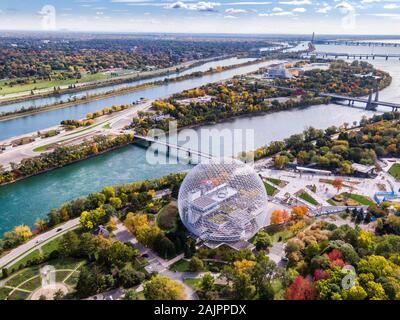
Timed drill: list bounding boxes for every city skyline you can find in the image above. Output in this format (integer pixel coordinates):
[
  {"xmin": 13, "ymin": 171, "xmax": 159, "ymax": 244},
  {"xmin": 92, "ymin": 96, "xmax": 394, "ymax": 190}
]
[{"xmin": 0, "ymin": 0, "xmax": 399, "ymax": 35}]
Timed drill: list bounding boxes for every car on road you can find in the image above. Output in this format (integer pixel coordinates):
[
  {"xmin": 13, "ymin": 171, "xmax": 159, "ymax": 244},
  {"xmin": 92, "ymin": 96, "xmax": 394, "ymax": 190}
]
[
  {"xmin": 56, "ymin": 228, "xmax": 63, "ymax": 232},
  {"xmin": 35, "ymin": 238, "xmax": 43, "ymax": 243}
]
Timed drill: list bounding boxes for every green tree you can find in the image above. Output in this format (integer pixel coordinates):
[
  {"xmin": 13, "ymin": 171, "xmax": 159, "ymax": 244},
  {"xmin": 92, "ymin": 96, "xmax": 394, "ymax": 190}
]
[{"xmin": 144, "ymin": 275, "xmax": 186, "ymax": 300}]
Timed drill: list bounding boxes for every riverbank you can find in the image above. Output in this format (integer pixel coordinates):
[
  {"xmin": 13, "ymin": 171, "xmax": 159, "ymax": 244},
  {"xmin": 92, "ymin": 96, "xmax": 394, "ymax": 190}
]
[
  {"xmin": 0, "ymin": 55, "xmax": 233, "ymax": 106},
  {"xmin": 0, "ymin": 58, "xmax": 265, "ymax": 122}
]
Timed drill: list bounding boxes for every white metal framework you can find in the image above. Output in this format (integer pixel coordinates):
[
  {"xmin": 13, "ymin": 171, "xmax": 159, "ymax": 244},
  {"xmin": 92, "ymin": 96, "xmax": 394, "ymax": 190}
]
[{"xmin": 178, "ymin": 158, "xmax": 269, "ymax": 243}]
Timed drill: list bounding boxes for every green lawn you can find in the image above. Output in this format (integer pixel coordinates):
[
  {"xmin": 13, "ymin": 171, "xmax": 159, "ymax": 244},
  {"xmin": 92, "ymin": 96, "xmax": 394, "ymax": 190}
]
[
  {"xmin": 5, "ymin": 250, "xmax": 41, "ymax": 273},
  {"xmin": 298, "ymin": 191, "xmax": 319, "ymax": 205},
  {"xmin": 264, "ymin": 182, "xmax": 278, "ymax": 196},
  {"xmin": 0, "ymin": 72, "xmax": 108, "ymax": 96},
  {"xmin": 0, "ymin": 287, "xmax": 13, "ymax": 300},
  {"xmin": 184, "ymin": 278, "xmax": 202, "ymax": 290},
  {"xmin": 169, "ymin": 259, "xmax": 190, "ymax": 272},
  {"xmin": 269, "ymin": 230, "xmax": 293, "ymax": 243},
  {"xmin": 341, "ymin": 192, "xmax": 374, "ymax": 206},
  {"xmin": 389, "ymin": 163, "xmax": 400, "ymax": 181},
  {"xmin": 266, "ymin": 177, "xmax": 282, "ymax": 186}
]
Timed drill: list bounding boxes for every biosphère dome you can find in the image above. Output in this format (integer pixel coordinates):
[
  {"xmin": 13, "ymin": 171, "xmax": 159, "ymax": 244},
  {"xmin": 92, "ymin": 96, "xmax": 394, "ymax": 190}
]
[{"xmin": 178, "ymin": 158, "xmax": 269, "ymax": 243}]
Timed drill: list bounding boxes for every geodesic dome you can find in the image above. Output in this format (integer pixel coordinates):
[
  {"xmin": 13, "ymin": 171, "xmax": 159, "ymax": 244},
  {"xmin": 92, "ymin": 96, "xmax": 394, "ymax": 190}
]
[{"xmin": 178, "ymin": 158, "xmax": 269, "ymax": 243}]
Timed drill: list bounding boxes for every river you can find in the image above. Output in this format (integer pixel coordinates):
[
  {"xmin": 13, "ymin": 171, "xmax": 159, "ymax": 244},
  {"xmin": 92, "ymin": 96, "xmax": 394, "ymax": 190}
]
[
  {"xmin": 0, "ymin": 58, "xmax": 283, "ymax": 141},
  {"xmin": 0, "ymin": 43, "xmax": 399, "ymax": 235},
  {"xmin": 0, "ymin": 57, "xmax": 255, "ymax": 113}
]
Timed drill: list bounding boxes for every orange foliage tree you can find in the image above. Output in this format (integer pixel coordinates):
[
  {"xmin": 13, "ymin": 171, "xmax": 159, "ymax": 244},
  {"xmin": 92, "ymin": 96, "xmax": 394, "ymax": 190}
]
[
  {"xmin": 332, "ymin": 178, "xmax": 343, "ymax": 194},
  {"xmin": 271, "ymin": 210, "xmax": 290, "ymax": 224},
  {"xmin": 291, "ymin": 206, "xmax": 308, "ymax": 218}
]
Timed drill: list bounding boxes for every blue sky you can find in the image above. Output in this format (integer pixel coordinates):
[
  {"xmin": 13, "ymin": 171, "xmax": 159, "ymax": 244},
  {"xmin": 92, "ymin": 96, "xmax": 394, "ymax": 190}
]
[{"xmin": 0, "ymin": 0, "xmax": 399, "ymax": 34}]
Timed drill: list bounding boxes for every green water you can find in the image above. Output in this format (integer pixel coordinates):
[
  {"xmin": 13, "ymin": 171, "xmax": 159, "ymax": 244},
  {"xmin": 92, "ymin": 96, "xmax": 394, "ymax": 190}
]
[{"xmin": 0, "ymin": 145, "xmax": 191, "ymax": 235}]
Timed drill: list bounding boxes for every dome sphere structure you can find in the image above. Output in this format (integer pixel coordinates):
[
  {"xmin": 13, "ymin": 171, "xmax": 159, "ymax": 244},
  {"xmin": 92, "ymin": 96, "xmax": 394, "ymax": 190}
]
[{"xmin": 178, "ymin": 158, "xmax": 269, "ymax": 243}]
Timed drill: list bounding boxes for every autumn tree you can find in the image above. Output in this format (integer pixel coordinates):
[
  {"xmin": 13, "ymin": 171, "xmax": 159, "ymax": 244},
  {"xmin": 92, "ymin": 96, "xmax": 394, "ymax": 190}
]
[
  {"xmin": 332, "ymin": 178, "xmax": 343, "ymax": 194},
  {"xmin": 144, "ymin": 275, "xmax": 186, "ymax": 300},
  {"xmin": 291, "ymin": 206, "xmax": 308, "ymax": 219},
  {"xmin": 284, "ymin": 276, "xmax": 317, "ymax": 300},
  {"xmin": 271, "ymin": 210, "xmax": 290, "ymax": 224}
]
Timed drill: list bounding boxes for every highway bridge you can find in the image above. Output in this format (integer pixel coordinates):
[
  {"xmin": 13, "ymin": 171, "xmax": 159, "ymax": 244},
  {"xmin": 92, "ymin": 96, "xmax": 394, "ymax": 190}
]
[
  {"xmin": 303, "ymin": 51, "xmax": 400, "ymax": 60},
  {"xmin": 133, "ymin": 134, "xmax": 213, "ymax": 161},
  {"xmin": 264, "ymin": 84, "xmax": 400, "ymax": 111},
  {"xmin": 317, "ymin": 40, "xmax": 400, "ymax": 48}
]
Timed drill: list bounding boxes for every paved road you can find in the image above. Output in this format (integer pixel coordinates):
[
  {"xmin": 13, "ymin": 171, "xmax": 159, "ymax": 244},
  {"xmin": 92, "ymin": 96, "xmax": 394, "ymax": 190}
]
[
  {"xmin": 0, "ymin": 218, "xmax": 80, "ymax": 269},
  {"xmin": 0, "ymin": 100, "xmax": 152, "ymax": 169}
]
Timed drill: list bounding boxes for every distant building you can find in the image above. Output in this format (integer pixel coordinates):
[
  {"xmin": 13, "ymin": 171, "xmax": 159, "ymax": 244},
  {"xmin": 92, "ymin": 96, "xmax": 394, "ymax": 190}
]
[{"xmin": 264, "ymin": 67, "xmax": 292, "ymax": 79}]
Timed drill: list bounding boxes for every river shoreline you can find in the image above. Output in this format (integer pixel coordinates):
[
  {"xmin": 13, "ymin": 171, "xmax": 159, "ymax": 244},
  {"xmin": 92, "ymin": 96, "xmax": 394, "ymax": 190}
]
[
  {"xmin": 0, "ymin": 55, "xmax": 235, "ymax": 107},
  {"xmin": 0, "ymin": 58, "xmax": 265, "ymax": 122}
]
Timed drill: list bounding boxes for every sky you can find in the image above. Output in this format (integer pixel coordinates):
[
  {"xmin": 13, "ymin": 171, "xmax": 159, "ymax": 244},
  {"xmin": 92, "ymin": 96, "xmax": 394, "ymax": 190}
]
[{"xmin": 0, "ymin": 0, "xmax": 399, "ymax": 35}]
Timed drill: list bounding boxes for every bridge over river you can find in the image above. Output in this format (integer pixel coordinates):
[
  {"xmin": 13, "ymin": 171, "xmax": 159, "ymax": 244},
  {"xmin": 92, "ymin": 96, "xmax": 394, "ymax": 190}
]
[
  {"xmin": 303, "ymin": 51, "xmax": 400, "ymax": 60},
  {"xmin": 265, "ymin": 84, "xmax": 400, "ymax": 111},
  {"xmin": 133, "ymin": 134, "xmax": 213, "ymax": 162}
]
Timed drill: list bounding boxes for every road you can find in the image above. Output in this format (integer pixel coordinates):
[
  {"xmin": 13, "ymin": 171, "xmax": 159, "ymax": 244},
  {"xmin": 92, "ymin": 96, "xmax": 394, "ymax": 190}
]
[
  {"xmin": 0, "ymin": 100, "xmax": 152, "ymax": 170},
  {"xmin": 0, "ymin": 218, "xmax": 80, "ymax": 269}
]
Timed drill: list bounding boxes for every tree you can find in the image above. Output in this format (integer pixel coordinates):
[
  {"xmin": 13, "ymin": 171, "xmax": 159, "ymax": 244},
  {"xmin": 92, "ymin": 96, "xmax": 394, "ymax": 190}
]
[
  {"xmin": 144, "ymin": 275, "xmax": 186, "ymax": 300},
  {"xmin": 153, "ymin": 234, "xmax": 176, "ymax": 259},
  {"xmin": 258, "ymin": 279, "xmax": 275, "ymax": 300},
  {"xmin": 201, "ymin": 273, "xmax": 215, "ymax": 292},
  {"xmin": 35, "ymin": 219, "xmax": 47, "ymax": 232},
  {"xmin": 59, "ymin": 231, "xmax": 80, "ymax": 258},
  {"xmin": 291, "ymin": 206, "xmax": 308, "ymax": 218},
  {"xmin": 75, "ymin": 265, "xmax": 106, "ymax": 298},
  {"xmin": 232, "ymin": 272, "xmax": 256, "ymax": 300},
  {"xmin": 14, "ymin": 225, "xmax": 32, "ymax": 241},
  {"xmin": 254, "ymin": 231, "xmax": 272, "ymax": 250},
  {"xmin": 119, "ymin": 265, "xmax": 145, "ymax": 288},
  {"xmin": 189, "ymin": 256, "xmax": 204, "ymax": 272},
  {"xmin": 284, "ymin": 276, "xmax": 317, "ymax": 300},
  {"xmin": 80, "ymin": 207, "xmax": 106, "ymax": 230},
  {"xmin": 274, "ymin": 155, "xmax": 289, "ymax": 169},
  {"xmin": 271, "ymin": 210, "xmax": 290, "ymax": 224},
  {"xmin": 332, "ymin": 178, "xmax": 343, "ymax": 194}
]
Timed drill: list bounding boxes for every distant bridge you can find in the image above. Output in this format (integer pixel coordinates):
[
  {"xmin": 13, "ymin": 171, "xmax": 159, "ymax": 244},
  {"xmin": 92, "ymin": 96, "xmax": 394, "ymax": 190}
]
[
  {"xmin": 318, "ymin": 40, "xmax": 400, "ymax": 48},
  {"xmin": 265, "ymin": 84, "xmax": 400, "ymax": 111},
  {"xmin": 133, "ymin": 134, "xmax": 213, "ymax": 161},
  {"xmin": 303, "ymin": 51, "xmax": 400, "ymax": 60}
]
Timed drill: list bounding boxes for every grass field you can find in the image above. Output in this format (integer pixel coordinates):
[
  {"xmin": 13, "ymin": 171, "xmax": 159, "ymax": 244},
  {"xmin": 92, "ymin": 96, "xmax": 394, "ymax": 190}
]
[
  {"xmin": 184, "ymin": 278, "xmax": 202, "ymax": 290},
  {"xmin": 341, "ymin": 192, "xmax": 374, "ymax": 206},
  {"xmin": 298, "ymin": 191, "xmax": 319, "ymax": 205},
  {"xmin": 389, "ymin": 163, "xmax": 400, "ymax": 181},
  {"xmin": 0, "ymin": 73, "xmax": 109, "ymax": 96},
  {"xmin": 1, "ymin": 258, "xmax": 84, "ymax": 300},
  {"xmin": 264, "ymin": 182, "xmax": 278, "ymax": 196},
  {"xmin": 169, "ymin": 259, "xmax": 190, "ymax": 272},
  {"xmin": 266, "ymin": 177, "xmax": 282, "ymax": 186}
]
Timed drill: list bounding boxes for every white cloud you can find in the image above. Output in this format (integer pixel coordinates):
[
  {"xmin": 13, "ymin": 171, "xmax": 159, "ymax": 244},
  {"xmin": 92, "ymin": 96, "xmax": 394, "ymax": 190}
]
[
  {"xmin": 316, "ymin": 4, "xmax": 332, "ymax": 13},
  {"xmin": 292, "ymin": 7, "xmax": 306, "ymax": 12},
  {"xmin": 225, "ymin": 8, "xmax": 247, "ymax": 13},
  {"xmin": 224, "ymin": 15, "xmax": 238, "ymax": 19},
  {"xmin": 226, "ymin": 2, "xmax": 271, "ymax": 5},
  {"xmin": 279, "ymin": 0, "xmax": 312, "ymax": 5},
  {"xmin": 360, "ymin": 0, "xmax": 380, "ymax": 3},
  {"xmin": 166, "ymin": 1, "xmax": 221, "ymax": 11},
  {"xmin": 258, "ymin": 11, "xmax": 295, "ymax": 16},
  {"xmin": 384, "ymin": 3, "xmax": 400, "ymax": 8},
  {"xmin": 272, "ymin": 7, "xmax": 283, "ymax": 11}
]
